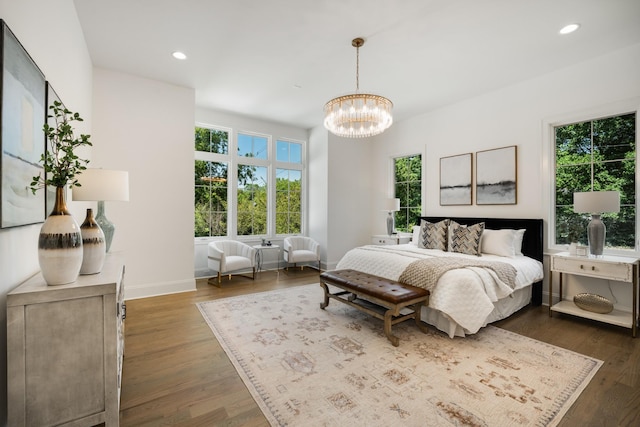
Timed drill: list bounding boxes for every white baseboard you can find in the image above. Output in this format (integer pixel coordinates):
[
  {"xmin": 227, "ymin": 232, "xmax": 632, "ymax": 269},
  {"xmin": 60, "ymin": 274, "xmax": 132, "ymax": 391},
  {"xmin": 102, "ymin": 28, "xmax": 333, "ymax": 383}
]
[{"xmin": 125, "ymin": 277, "xmax": 196, "ymax": 300}]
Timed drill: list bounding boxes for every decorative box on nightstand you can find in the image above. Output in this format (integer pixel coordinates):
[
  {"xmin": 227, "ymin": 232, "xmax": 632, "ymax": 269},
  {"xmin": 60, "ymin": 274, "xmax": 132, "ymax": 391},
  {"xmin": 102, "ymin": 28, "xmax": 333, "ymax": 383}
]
[
  {"xmin": 549, "ymin": 251, "xmax": 639, "ymax": 337},
  {"xmin": 371, "ymin": 234, "xmax": 411, "ymax": 245}
]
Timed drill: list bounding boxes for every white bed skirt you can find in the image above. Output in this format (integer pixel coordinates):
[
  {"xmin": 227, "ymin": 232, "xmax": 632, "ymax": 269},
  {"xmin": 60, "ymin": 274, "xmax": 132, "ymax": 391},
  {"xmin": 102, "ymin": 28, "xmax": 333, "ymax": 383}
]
[{"xmin": 421, "ymin": 285, "xmax": 533, "ymax": 338}]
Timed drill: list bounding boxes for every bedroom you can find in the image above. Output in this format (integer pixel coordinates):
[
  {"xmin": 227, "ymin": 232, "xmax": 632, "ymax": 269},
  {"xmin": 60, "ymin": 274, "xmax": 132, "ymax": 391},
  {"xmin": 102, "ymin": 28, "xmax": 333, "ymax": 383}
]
[{"xmin": 1, "ymin": 0, "xmax": 639, "ymax": 425}]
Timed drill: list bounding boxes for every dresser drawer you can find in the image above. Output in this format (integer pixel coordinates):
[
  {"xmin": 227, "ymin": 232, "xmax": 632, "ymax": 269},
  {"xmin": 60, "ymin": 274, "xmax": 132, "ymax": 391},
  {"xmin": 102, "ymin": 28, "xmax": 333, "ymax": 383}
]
[{"xmin": 551, "ymin": 256, "xmax": 633, "ymax": 282}]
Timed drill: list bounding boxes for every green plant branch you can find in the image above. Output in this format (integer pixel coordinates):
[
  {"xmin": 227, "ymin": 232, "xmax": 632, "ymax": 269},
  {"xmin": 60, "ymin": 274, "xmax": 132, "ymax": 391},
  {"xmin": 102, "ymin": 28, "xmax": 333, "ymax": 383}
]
[{"xmin": 30, "ymin": 101, "xmax": 92, "ymax": 194}]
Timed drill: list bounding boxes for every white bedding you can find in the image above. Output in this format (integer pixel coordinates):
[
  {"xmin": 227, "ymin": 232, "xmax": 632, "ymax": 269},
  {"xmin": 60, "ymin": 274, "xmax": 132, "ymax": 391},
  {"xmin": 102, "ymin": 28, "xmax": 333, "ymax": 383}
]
[{"xmin": 335, "ymin": 244, "xmax": 544, "ymax": 338}]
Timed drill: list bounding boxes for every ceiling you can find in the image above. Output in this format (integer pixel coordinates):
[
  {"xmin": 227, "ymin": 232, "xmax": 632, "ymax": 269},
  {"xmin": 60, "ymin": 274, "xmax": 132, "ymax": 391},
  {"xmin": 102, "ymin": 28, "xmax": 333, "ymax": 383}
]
[{"xmin": 73, "ymin": 0, "xmax": 640, "ymax": 130}]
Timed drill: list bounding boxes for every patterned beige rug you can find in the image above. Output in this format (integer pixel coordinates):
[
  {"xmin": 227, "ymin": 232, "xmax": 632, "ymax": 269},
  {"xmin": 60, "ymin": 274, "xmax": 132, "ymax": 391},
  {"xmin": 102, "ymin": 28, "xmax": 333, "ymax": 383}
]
[{"xmin": 197, "ymin": 284, "xmax": 602, "ymax": 427}]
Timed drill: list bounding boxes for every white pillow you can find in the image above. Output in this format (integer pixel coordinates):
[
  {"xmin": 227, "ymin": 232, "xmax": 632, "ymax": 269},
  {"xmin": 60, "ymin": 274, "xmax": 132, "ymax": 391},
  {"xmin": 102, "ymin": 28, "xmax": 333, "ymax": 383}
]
[
  {"xmin": 513, "ymin": 229, "xmax": 526, "ymax": 256},
  {"xmin": 411, "ymin": 225, "xmax": 421, "ymax": 246},
  {"xmin": 481, "ymin": 229, "xmax": 517, "ymax": 257}
]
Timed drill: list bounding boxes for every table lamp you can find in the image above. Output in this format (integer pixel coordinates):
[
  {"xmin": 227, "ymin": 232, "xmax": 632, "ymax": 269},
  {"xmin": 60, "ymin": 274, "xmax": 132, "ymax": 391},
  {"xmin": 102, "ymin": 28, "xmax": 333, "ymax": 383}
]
[
  {"xmin": 573, "ymin": 191, "xmax": 620, "ymax": 257},
  {"xmin": 73, "ymin": 169, "xmax": 130, "ymax": 258},
  {"xmin": 385, "ymin": 198, "xmax": 400, "ymax": 236}
]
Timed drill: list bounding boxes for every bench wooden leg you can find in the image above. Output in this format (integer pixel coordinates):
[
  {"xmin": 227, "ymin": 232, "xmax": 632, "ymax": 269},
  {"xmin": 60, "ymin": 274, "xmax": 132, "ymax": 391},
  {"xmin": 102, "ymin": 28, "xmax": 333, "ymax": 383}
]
[
  {"xmin": 384, "ymin": 309, "xmax": 400, "ymax": 347},
  {"xmin": 319, "ymin": 282, "xmax": 330, "ymax": 309},
  {"xmin": 413, "ymin": 302, "xmax": 429, "ymax": 334}
]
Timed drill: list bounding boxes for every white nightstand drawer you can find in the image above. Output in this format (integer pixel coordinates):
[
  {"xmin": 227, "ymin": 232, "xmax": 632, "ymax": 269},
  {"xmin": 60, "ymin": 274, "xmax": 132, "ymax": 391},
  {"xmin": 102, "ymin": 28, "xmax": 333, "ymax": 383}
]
[
  {"xmin": 551, "ymin": 256, "xmax": 633, "ymax": 282},
  {"xmin": 371, "ymin": 235, "xmax": 411, "ymax": 245}
]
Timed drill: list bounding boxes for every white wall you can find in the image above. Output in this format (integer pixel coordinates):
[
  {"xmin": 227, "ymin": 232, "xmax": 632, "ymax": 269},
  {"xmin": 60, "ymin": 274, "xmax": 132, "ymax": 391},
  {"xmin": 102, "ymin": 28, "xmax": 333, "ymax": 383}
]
[
  {"xmin": 371, "ymin": 42, "xmax": 640, "ymax": 308},
  {"xmin": 0, "ymin": 1, "xmax": 93, "ymax": 424},
  {"xmin": 92, "ymin": 68, "xmax": 196, "ymax": 299},
  {"xmin": 193, "ymin": 108, "xmax": 309, "ymax": 276}
]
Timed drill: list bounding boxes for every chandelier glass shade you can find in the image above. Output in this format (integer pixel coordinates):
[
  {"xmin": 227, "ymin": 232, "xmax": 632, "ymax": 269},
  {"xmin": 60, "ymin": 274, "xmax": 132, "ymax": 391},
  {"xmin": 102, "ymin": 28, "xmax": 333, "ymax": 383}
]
[{"xmin": 323, "ymin": 38, "xmax": 393, "ymax": 138}]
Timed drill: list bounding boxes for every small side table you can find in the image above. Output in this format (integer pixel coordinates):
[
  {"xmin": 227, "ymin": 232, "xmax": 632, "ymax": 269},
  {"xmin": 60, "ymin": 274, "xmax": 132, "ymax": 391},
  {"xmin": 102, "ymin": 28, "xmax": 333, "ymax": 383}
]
[{"xmin": 253, "ymin": 244, "xmax": 280, "ymax": 271}]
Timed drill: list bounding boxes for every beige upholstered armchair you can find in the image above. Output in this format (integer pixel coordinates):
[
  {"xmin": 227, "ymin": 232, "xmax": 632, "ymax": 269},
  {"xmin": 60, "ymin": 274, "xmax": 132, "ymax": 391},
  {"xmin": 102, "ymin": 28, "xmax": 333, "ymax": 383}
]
[
  {"xmin": 207, "ymin": 240, "xmax": 257, "ymax": 285},
  {"xmin": 283, "ymin": 236, "xmax": 320, "ymax": 271}
]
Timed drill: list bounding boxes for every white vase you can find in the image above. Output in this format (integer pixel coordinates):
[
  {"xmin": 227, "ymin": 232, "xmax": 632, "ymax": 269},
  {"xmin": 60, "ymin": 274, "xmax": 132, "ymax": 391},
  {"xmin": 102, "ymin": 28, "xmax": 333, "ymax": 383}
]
[
  {"xmin": 38, "ymin": 187, "xmax": 83, "ymax": 285},
  {"xmin": 79, "ymin": 208, "xmax": 106, "ymax": 274}
]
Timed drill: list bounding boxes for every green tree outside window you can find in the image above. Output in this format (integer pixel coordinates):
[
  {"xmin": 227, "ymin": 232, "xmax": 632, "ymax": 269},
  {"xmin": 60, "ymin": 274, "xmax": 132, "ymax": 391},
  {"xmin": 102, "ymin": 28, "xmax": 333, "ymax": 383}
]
[{"xmin": 555, "ymin": 113, "xmax": 636, "ymax": 249}]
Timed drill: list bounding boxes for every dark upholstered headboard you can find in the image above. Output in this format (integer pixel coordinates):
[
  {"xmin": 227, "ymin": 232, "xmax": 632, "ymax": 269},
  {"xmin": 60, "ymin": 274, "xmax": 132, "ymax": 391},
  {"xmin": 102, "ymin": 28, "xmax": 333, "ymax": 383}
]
[{"xmin": 420, "ymin": 216, "xmax": 544, "ymax": 306}]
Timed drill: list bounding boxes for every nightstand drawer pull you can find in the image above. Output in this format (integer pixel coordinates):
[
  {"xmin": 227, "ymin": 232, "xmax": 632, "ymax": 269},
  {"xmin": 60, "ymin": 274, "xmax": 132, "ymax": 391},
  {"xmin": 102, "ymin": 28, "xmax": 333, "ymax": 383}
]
[{"xmin": 579, "ymin": 264, "xmax": 596, "ymax": 271}]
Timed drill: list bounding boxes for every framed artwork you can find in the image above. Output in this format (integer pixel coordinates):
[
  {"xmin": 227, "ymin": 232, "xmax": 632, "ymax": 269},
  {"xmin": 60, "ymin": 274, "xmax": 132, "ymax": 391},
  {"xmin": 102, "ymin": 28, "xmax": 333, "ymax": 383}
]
[
  {"xmin": 440, "ymin": 153, "xmax": 472, "ymax": 205},
  {"xmin": 0, "ymin": 20, "xmax": 46, "ymax": 228},
  {"xmin": 476, "ymin": 145, "xmax": 517, "ymax": 205}
]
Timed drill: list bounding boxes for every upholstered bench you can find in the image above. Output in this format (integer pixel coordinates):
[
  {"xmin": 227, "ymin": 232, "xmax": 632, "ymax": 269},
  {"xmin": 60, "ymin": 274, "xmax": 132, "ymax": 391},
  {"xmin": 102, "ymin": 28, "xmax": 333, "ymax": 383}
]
[{"xmin": 319, "ymin": 269, "xmax": 430, "ymax": 346}]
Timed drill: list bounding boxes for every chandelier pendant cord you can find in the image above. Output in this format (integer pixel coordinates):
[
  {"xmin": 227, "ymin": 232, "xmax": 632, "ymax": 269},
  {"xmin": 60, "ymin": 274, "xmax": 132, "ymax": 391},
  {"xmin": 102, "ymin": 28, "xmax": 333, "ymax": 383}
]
[{"xmin": 355, "ymin": 43, "xmax": 360, "ymax": 93}]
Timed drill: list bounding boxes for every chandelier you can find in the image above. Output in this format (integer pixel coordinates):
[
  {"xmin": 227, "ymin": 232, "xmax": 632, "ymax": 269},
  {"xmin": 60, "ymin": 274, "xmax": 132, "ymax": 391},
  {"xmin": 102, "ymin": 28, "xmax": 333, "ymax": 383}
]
[{"xmin": 323, "ymin": 38, "xmax": 393, "ymax": 138}]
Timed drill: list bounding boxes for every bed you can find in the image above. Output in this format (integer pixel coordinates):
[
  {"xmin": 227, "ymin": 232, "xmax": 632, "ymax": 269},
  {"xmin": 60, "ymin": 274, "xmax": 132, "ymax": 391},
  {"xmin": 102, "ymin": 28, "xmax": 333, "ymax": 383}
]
[{"xmin": 335, "ymin": 216, "xmax": 544, "ymax": 338}]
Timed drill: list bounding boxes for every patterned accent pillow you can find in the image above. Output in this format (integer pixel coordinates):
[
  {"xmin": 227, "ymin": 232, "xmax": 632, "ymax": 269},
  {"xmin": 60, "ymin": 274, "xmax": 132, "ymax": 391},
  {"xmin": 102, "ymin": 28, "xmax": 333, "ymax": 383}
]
[
  {"xmin": 418, "ymin": 219, "xmax": 449, "ymax": 251},
  {"xmin": 447, "ymin": 220, "xmax": 465, "ymax": 251},
  {"xmin": 451, "ymin": 222, "xmax": 485, "ymax": 256}
]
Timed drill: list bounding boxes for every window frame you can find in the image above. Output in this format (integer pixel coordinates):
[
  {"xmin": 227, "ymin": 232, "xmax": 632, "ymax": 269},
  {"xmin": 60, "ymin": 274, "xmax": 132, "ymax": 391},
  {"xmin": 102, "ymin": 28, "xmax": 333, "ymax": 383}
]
[
  {"xmin": 194, "ymin": 123, "xmax": 307, "ymax": 241},
  {"xmin": 391, "ymin": 153, "xmax": 423, "ymax": 232},
  {"xmin": 544, "ymin": 99, "xmax": 640, "ymax": 256}
]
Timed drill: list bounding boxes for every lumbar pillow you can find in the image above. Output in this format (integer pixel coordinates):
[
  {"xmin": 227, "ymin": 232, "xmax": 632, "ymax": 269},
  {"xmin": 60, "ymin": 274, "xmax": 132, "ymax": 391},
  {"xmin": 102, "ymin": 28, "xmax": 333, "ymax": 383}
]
[
  {"xmin": 481, "ymin": 229, "xmax": 517, "ymax": 257},
  {"xmin": 418, "ymin": 219, "xmax": 449, "ymax": 251},
  {"xmin": 451, "ymin": 222, "xmax": 485, "ymax": 256}
]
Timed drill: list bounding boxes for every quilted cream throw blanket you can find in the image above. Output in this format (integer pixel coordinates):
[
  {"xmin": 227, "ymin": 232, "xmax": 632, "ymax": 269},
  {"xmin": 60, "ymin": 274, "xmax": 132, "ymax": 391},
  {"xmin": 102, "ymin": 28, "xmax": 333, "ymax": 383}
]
[{"xmin": 398, "ymin": 257, "xmax": 517, "ymax": 292}]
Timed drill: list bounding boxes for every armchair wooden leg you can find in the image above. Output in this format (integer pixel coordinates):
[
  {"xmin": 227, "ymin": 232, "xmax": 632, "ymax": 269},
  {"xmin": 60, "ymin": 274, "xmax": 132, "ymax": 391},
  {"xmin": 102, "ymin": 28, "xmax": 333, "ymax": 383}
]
[
  {"xmin": 252, "ymin": 267, "xmax": 255, "ymax": 280},
  {"xmin": 217, "ymin": 272, "xmax": 221, "ymax": 284}
]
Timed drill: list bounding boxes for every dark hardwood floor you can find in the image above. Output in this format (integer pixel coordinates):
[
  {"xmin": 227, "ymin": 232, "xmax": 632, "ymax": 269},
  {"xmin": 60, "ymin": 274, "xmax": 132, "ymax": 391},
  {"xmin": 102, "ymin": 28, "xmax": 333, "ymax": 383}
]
[{"xmin": 119, "ymin": 269, "xmax": 640, "ymax": 426}]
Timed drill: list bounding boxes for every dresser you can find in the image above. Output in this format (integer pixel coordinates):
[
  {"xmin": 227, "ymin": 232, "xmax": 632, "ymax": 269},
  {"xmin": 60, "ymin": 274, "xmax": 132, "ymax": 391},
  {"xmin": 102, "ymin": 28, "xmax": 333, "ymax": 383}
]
[
  {"xmin": 371, "ymin": 234, "xmax": 412, "ymax": 245},
  {"xmin": 7, "ymin": 254, "xmax": 125, "ymax": 426},
  {"xmin": 549, "ymin": 252, "xmax": 638, "ymax": 337}
]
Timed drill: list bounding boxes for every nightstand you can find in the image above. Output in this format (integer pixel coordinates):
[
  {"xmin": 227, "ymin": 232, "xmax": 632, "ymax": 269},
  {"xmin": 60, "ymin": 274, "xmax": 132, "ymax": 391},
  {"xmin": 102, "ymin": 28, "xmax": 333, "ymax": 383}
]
[
  {"xmin": 371, "ymin": 234, "xmax": 411, "ymax": 245},
  {"xmin": 549, "ymin": 252, "xmax": 639, "ymax": 337}
]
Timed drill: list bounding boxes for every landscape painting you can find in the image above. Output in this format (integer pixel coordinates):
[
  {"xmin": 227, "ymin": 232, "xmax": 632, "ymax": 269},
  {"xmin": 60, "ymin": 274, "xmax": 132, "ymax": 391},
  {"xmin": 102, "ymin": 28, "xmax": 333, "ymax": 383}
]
[
  {"xmin": 1, "ymin": 20, "xmax": 46, "ymax": 228},
  {"xmin": 476, "ymin": 145, "xmax": 517, "ymax": 205},
  {"xmin": 440, "ymin": 153, "xmax": 472, "ymax": 205}
]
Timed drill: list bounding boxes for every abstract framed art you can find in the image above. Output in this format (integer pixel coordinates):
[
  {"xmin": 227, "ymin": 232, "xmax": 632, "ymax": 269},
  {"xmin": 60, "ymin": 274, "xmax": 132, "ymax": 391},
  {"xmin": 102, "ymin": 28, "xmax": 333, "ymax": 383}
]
[
  {"xmin": 0, "ymin": 20, "xmax": 46, "ymax": 228},
  {"xmin": 476, "ymin": 145, "xmax": 517, "ymax": 205},
  {"xmin": 440, "ymin": 153, "xmax": 472, "ymax": 205}
]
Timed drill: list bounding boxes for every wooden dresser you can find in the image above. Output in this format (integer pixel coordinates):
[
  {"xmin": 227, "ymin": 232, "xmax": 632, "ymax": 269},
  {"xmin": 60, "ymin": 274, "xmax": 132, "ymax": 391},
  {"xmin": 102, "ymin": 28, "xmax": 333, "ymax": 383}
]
[{"xmin": 7, "ymin": 254, "xmax": 125, "ymax": 426}]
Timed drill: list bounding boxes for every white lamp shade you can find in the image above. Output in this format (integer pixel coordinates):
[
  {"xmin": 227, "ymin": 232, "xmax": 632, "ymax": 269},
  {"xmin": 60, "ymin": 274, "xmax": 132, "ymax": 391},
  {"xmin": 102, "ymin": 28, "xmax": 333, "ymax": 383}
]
[
  {"xmin": 573, "ymin": 191, "xmax": 620, "ymax": 214},
  {"xmin": 72, "ymin": 169, "xmax": 130, "ymax": 201},
  {"xmin": 384, "ymin": 198, "xmax": 400, "ymax": 212}
]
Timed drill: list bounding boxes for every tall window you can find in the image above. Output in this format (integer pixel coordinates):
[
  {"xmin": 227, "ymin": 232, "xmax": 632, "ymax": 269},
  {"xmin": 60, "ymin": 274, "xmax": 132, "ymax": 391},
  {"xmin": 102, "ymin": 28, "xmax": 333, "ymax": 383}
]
[
  {"xmin": 194, "ymin": 128, "xmax": 229, "ymax": 237},
  {"xmin": 237, "ymin": 133, "xmax": 269, "ymax": 236},
  {"xmin": 394, "ymin": 155, "xmax": 422, "ymax": 232},
  {"xmin": 554, "ymin": 112, "xmax": 636, "ymax": 250},
  {"xmin": 195, "ymin": 126, "xmax": 305, "ymax": 238},
  {"xmin": 275, "ymin": 140, "xmax": 303, "ymax": 234}
]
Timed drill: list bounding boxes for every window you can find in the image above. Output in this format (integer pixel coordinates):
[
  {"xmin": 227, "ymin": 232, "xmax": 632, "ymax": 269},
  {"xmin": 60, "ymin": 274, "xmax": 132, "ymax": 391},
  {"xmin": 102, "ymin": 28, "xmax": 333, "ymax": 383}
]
[
  {"xmin": 554, "ymin": 112, "xmax": 636, "ymax": 251},
  {"xmin": 194, "ymin": 128, "xmax": 229, "ymax": 237},
  {"xmin": 275, "ymin": 140, "xmax": 303, "ymax": 234},
  {"xmin": 393, "ymin": 155, "xmax": 422, "ymax": 232},
  {"xmin": 194, "ymin": 126, "xmax": 305, "ymax": 238}
]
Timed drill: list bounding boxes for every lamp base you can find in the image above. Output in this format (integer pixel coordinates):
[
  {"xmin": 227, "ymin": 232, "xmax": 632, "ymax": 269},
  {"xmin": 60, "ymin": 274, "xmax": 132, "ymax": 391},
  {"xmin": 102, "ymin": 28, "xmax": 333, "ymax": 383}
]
[
  {"xmin": 386, "ymin": 212, "xmax": 395, "ymax": 236},
  {"xmin": 95, "ymin": 200, "xmax": 115, "ymax": 252},
  {"xmin": 587, "ymin": 214, "xmax": 606, "ymax": 257}
]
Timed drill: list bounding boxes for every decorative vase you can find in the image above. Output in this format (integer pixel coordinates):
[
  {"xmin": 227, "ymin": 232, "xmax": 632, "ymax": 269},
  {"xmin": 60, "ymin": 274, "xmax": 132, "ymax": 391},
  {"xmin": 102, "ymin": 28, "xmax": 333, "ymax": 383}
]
[
  {"xmin": 38, "ymin": 187, "xmax": 83, "ymax": 285},
  {"xmin": 79, "ymin": 208, "xmax": 106, "ymax": 274}
]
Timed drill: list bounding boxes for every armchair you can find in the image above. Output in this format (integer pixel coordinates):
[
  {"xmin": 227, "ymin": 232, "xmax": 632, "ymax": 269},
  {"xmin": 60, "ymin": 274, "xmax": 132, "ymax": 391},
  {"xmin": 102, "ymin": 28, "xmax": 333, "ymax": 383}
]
[
  {"xmin": 283, "ymin": 236, "xmax": 320, "ymax": 271},
  {"xmin": 207, "ymin": 240, "xmax": 257, "ymax": 285}
]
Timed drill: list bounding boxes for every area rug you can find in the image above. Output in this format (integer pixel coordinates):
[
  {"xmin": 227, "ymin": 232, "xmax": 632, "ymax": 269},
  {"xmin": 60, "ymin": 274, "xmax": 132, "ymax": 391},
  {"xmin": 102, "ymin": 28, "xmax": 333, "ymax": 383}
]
[{"xmin": 196, "ymin": 284, "xmax": 602, "ymax": 427}]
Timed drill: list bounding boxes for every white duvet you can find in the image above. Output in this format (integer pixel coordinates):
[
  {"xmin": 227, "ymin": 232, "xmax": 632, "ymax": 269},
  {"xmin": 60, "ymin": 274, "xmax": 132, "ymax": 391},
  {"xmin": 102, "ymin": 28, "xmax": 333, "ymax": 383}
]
[{"xmin": 335, "ymin": 244, "xmax": 544, "ymax": 336}]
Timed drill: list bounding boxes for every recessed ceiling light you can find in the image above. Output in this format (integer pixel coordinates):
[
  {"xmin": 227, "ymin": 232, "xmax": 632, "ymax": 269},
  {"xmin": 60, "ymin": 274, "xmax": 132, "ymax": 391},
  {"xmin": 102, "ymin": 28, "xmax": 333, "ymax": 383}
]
[
  {"xmin": 172, "ymin": 51, "xmax": 187, "ymax": 60},
  {"xmin": 559, "ymin": 23, "xmax": 580, "ymax": 35}
]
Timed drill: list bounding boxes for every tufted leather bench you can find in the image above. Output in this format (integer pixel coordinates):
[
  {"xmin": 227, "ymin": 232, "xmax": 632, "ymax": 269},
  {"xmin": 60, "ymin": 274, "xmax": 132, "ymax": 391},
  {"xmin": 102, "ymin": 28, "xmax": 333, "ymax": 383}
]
[{"xmin": 319, "ymin": 269, "xmax": 430, "ymax": 346}]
